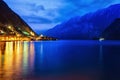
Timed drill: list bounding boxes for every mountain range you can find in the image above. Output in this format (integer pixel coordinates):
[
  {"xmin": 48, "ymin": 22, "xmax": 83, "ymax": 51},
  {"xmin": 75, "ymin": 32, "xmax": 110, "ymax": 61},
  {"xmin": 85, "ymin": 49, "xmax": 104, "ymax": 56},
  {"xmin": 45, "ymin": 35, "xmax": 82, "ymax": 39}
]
[
  {"xmin": 45, "ymin": 4, "xmax": 120, "ymax": 40},
  {"xmin": 0, "ymin": 0, "xmax": 37, "ymax": 37},
  {"xmin": 101, "ymin": 18, "xmax": 120, "ymax": 40}
]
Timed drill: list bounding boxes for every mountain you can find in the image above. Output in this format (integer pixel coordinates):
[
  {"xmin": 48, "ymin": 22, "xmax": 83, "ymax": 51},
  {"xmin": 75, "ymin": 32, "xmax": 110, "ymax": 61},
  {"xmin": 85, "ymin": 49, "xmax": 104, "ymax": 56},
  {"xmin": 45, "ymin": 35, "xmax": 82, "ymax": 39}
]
[
  {"xmin": 0, "ymin": 0, "xmax": 37, "ymax": 37},
  {"xmin": 101, "ymin": 18, "xmax": 120, "ymax": 40},
  {"xmin": 45, "ymin": 4, "xmax": 120, "ymax": 40}
]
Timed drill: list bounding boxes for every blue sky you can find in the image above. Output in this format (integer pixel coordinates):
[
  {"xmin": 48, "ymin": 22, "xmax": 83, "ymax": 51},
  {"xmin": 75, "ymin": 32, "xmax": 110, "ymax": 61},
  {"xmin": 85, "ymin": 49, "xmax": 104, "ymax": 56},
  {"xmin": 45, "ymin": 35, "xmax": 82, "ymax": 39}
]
[{"xmin": 4, "ymin": 0, "xmax": 120, "ymax": 33}]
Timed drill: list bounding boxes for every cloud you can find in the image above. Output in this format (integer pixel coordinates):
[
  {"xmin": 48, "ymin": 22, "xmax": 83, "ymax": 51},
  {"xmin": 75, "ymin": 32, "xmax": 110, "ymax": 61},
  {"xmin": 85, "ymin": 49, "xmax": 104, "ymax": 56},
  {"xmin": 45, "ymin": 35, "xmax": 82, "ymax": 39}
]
[
  {"xmin": 54, "ymin": 0, "xmax": 120, "ymax": 21},
  {"xmin": 29, "ymin": 4, "xmax": 45, "ymax": 12},
  {"xmin": 23, "ymin": 15, "xmax": 52, "ymax": 24},
  {"xmin": 4, "ymin": 0, "xmax": 120, "ymax": 31}
]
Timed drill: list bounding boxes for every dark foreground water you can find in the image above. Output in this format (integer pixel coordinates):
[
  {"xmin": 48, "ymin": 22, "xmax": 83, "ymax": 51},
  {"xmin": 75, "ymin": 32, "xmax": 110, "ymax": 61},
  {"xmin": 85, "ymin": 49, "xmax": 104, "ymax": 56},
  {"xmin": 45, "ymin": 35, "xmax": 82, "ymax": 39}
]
[{"xmin": 0, "ymin": 40, "xmax": 120, "ymax": 80}]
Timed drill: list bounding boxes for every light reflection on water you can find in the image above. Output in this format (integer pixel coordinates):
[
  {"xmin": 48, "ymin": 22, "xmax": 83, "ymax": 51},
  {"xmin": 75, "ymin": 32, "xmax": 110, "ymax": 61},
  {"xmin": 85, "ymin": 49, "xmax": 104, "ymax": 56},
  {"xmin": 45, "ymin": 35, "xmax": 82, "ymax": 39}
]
[
  {"xmin": 0, "ymin": 40, "xmax": 120, "ymax": 80},
  {"xmin": 0, "ymin": 41, "xmax": 35, "ymax": 79}
]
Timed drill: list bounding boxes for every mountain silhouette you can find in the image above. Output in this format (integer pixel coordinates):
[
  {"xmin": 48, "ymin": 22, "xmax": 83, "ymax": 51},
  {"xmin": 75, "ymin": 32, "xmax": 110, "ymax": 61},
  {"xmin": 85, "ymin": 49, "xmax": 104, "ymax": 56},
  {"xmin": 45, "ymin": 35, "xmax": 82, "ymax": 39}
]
[
  {"xmin": 0, "ymin": 0, "xmax": 37, "ymax": 37},
  {"xmin": 101, "ymin": 18, "xmax": 120, "ymax": 40},
  {"xmin": 45, "ymin": 4, "xmax": 120, "ymax": 40}
]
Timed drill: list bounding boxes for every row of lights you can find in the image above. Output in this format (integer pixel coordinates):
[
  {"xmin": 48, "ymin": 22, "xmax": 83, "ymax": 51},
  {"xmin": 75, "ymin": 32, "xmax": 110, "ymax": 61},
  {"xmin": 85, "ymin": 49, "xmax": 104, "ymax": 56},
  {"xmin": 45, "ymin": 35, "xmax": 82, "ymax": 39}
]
[{"xmin": 0, "ymin": 36, "xmax": 31, "ymax": 41}]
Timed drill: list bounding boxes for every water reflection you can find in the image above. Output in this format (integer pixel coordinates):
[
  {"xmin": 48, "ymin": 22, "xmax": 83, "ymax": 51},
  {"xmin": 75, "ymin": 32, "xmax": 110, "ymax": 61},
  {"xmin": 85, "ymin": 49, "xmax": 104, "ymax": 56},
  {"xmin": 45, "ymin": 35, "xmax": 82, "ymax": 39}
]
[
  {"xmin": 40, "ymin": 42, "xmax": 43, "ymax": 64},
  {"xmin": 99, "ymin": 44, "xmax": 103, "ymax": 64},
  {"xmin": 0, "ymin": 40, "xmax": 120, "ymax": 80},
  {"xmin": 0, "ymin": 41, "xmax": 35, "ymax": 79}
]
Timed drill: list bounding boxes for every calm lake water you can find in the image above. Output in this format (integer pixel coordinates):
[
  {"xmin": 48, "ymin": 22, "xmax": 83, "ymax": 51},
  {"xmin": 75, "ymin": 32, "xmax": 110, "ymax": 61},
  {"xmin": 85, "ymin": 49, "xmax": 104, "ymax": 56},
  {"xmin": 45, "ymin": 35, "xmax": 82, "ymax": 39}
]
[{"xmin": 0, "ymin": 40, "xmax": 120, "ymax": 80}]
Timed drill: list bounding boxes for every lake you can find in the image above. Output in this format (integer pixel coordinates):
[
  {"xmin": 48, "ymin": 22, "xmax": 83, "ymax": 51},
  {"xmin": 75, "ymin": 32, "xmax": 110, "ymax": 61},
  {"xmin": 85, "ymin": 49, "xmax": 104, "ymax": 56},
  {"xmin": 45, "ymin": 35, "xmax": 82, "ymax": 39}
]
[{"xmin": 0, "ymin": 40, "xmax": 120, "ymax": 80}]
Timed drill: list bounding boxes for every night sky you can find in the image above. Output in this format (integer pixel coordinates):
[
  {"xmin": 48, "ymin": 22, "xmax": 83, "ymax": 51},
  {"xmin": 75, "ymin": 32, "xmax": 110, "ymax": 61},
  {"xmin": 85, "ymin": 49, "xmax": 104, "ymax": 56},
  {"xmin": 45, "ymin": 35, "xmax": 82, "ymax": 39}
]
[{"xmin": 4, "ymin": 0, "xmax": 120, "ymax": 33}]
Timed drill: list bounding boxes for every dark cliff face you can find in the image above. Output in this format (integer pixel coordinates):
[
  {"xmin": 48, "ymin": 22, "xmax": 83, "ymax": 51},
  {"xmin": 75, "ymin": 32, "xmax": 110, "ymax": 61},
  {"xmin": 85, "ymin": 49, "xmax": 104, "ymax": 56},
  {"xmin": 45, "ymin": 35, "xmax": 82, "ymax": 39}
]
[
  {"xmin": 45, "ymin": 4, "xmax": 120, "ymax": 40},
  {"xmin": 0, "ymin": 0, "xmax": 37, "ymax": 37},
  {"xmin": 101, "ymin": 19, "xmax": 120, "ymax": 40}
]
